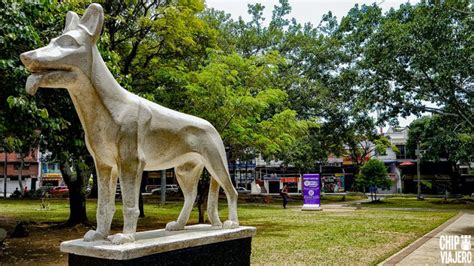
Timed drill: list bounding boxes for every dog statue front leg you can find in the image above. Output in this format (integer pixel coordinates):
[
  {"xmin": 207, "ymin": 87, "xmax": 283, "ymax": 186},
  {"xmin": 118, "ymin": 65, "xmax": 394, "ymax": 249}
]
[
  {"xmin": 107, "ymin": 160, "xmax": 144, "ymax": 244},
  {"xmin": 84, "ymin": 163, "xmax": 117, "ymax": 242}
]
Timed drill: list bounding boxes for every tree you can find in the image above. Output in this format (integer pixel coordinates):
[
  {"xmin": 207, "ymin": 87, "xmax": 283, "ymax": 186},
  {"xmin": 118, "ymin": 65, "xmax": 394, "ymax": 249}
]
[
  {"xmin": 406, "ymin": 115, "xmax": 472, "ymax": 194},
  {"xmin": 185, "ymin": 50, "xmax": 309, "ymax": 160},
  {"xmin": 407, "ymin": 116, "xmax": 473, "ymax": 168},
  {"xmin": 356, "ymin": 159, "xmax": 391, "ymax": 201},
  {"xmin": 352, "ymin": 1, "xmax": 473, "ymax": 129},
  {"xmin": 343, "ymin": 116, "xmax": 398, "ymax": 172},
  {"xmin": 203, "ymin": 1, "xmax": 345, "ymax": 164}
]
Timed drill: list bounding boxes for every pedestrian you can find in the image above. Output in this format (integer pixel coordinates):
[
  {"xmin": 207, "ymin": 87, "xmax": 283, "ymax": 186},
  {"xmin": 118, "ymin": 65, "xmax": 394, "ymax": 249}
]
[
  {"xmin": 12, "ymin": 187, "xmax": 21, "ymax": 198},
  {"xmin": 280, "ymin": 184, "xmax": 289, "ymax": 209}
]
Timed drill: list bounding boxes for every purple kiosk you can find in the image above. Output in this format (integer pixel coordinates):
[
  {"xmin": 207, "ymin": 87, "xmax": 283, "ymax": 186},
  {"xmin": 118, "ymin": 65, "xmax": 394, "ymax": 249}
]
[{"xmin": 302, "ymin": 174, "xmax": 322, "ymax": 211}]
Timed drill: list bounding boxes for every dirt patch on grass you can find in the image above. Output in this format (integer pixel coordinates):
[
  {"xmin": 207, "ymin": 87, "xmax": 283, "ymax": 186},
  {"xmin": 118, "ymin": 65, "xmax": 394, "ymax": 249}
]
[{"xmin": 1, "ymin": 220, "xmax": 84, "ymax": 265}]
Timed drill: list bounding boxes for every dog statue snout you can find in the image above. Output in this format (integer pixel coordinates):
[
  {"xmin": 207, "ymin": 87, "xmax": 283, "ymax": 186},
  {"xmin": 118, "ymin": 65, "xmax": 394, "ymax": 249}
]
[
  {"xmin": 20, "ymin": 51, "xmax": 34, "ymax": 69},
  {"xmin": 20, "ymin": 53, "xmax": 28, "ymax": 65}
]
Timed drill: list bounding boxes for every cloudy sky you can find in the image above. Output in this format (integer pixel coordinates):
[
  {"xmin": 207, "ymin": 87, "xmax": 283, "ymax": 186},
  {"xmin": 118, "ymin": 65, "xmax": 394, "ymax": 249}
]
[{"xmin": 206, "ymin": 0, "xmax": 417, "ymax": 26}]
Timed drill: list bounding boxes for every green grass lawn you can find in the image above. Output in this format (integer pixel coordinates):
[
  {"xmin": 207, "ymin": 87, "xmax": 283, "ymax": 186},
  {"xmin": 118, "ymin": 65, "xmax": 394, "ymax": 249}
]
[
  {"xmin": 0, "ymin": 198, "xmax": 458, "ymax": 264},
  {"xmin": 359, "ymin": 196, "xmax": 474, "ymax": 210}
]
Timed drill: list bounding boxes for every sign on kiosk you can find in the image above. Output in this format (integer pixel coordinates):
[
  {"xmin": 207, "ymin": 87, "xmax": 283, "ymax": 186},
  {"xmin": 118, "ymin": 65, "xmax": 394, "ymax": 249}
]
[{"xmin": 302, "ymin": 174, "xmax": 322, "ymax": 211}]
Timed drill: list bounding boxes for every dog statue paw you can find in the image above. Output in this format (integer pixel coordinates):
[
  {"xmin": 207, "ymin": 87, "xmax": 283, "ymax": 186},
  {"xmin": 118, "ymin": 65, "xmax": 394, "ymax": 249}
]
[
  {"xmin": 107, "ymin": 233, "xmax": 135, "ymax": 244},
  {"xmin": 83, "ymin": 230, "xmax": 106, "ymax": 242},
  {"xmin": 223, "ymin": 220, "xmax": 239, "ymax": 229},
  {"xmin": 165, "ymin": 221, "xmax": 185, "ymax": 231}
]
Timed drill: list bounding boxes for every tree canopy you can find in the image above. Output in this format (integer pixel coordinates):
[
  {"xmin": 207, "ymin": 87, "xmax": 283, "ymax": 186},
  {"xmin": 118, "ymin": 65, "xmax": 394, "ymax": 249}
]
[
  {"xmin": 407, "ymin": 115, "xmax": 473, "ymax": 165},
  {"xmin": 343, "ymin": 1, "xmax": 473, "ymax": 129}
]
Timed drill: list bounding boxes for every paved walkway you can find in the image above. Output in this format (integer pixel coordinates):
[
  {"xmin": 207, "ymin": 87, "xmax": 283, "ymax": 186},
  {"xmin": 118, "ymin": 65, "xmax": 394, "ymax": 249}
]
[{"xmin": 381, "ymin": 211, "xmax": 474, "ymax": 265}]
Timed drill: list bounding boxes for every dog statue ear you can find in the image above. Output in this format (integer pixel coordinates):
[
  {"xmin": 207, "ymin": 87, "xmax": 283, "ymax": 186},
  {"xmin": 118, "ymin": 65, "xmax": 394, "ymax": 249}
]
[
  {"xmin": 64, "ymin": 11, "xmax": 80, "ymax": 33},
  {"xmin": 80, "ymin": 3, "xmax": 104, "ymax": 43}
]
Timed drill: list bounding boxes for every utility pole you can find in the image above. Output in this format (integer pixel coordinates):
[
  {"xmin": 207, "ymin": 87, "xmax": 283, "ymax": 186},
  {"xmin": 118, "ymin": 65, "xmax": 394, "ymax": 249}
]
[
  {"xmin": 3, "ymin": 147, "xmax": 7, "ymax": 199},
  {"xmin": 416, "ymin": 141, "xmax": 423, "ymax": 200},
  {"xmin": 160, "ymin": 169, "xmax": 166, "ymax": 205}
]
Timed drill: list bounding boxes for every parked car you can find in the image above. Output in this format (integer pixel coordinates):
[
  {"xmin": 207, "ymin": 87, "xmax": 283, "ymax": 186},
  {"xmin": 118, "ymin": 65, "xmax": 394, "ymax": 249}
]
[
  {"xmin": 145, "ymin": 185, "xmax": 160, "ymax": 193},
  {"xmin": 50, "ymin": 186, "xmax": 69, "ymax": 197},
  {"xmin": 236, "ymin": 187, "xmax": 250, "ymax": 194},
  {"xmin": 151, "ymin": 185, "xmax": 179, "ymax": 195}
]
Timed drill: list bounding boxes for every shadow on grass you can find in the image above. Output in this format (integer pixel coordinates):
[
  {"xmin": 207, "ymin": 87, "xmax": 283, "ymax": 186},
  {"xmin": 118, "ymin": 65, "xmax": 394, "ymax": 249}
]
[
  {"xmin": 363, "ymin": 200, "xmax": 387, "ymax": 204},
  {"xmin": 359, "ymin": 197, "xmax": 474, "ymax": 210},
  {"xmin": 251, "ymin": 221, "xmax": 300, "ymax": 238},
  {"xmin": 432, "ymin": 199, "xmax": 474, "ymax": 205}
]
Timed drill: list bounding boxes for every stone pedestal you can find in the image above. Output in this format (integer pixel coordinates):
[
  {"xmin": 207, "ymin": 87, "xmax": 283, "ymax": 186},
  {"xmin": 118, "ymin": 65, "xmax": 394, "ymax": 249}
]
[
  {"xmin": 60, "ymin": 225, "xmax": 256, "ymax": 266},
  {"xmin": 301, "ymin": 204, "xmax": 323, "ymax": 211}
]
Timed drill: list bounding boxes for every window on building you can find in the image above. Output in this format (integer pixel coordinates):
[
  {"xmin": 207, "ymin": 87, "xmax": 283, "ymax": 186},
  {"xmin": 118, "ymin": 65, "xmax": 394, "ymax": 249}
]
[{"xmin": 396, "ymin": 145, "xmax": 406, "ymax": 159}]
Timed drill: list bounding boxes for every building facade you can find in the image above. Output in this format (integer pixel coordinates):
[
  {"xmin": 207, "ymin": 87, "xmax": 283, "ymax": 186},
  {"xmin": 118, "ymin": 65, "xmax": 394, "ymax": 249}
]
[
  {"xmin": 40, "ymin": 162, "xmax": 64, "ymax": 187},
  {"xmin": 0, "ymin": 150, "xmax": 40, "ymax": 196}
]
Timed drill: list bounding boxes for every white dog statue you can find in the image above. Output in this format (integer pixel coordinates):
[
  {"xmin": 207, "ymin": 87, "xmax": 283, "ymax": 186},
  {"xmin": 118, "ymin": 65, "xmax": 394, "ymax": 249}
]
[{"xmin": 20, "ymin": 3, "xmax": 239, "ymax": 244}]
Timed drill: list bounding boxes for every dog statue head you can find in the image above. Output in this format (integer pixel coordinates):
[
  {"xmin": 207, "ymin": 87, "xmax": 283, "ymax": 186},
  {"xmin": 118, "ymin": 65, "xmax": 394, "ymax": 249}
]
[{"xmin": 20, "ymin": 4, "xmax": 104, "ymax": 95}]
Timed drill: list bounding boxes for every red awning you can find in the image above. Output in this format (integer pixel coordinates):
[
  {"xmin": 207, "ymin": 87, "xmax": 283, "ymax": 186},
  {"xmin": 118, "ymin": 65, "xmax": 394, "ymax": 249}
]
[
  {"xmin": 399, "ymin": 161, "xmax": 415, "ymax": 166},
  {"xmin": 281, "ymin": 177, "xmax": 299, "ymax": 183}
]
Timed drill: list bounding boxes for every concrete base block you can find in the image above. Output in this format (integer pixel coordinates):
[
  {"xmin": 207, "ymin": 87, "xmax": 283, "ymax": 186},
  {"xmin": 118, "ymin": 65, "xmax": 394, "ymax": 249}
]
[
  {"xmin": 302, "ymin": 204, "xmax": 323, "ymax": 211},
  {"xmin": 61, "ymin": 224, "xmax": 256, "ymax": 265}
]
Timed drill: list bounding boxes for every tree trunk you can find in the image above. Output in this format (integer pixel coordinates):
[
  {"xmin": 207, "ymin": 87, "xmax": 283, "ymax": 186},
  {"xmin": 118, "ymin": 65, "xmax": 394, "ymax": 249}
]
[
  {"xmin": 197, "ymin": 171, "xmax": 210, "ymax": 224},
  {"xmin": 139, "ymin": 192, "xmax": 145, "ymax": 218},
  {"xmin": 60, "ymin": 160, "xmax": 88, "ymax": 226},
  {"xmin": 231, "ymin": 160, "xmax": 237, "ymax": 187},
  {"xmin": 89, "ymin": 168, "xmax": 98, "ymax": 198},
  {"xmin": 139, "ymin": 173, "xmax": 146, "ymax": 218},
  {"xmin": 17, "ymin": 157, "xmax": 25, "ymax": 196},
  {"xmin": 67, "ymin": 178, "xmax": 88, "ymax": 226}
]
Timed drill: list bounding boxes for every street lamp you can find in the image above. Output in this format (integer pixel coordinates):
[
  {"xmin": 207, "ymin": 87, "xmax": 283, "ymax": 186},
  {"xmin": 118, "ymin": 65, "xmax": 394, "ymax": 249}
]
[
  {"xmin": 415, "ymin": 141, "xmax": 424, "ymax": 200},
  {"xmin": 1, "ymin": 147, "xmax": 7, "ymax": 199},
  {"xmin": 161, "ymin": 169, "xmax": 166, "ymax": 205}
]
